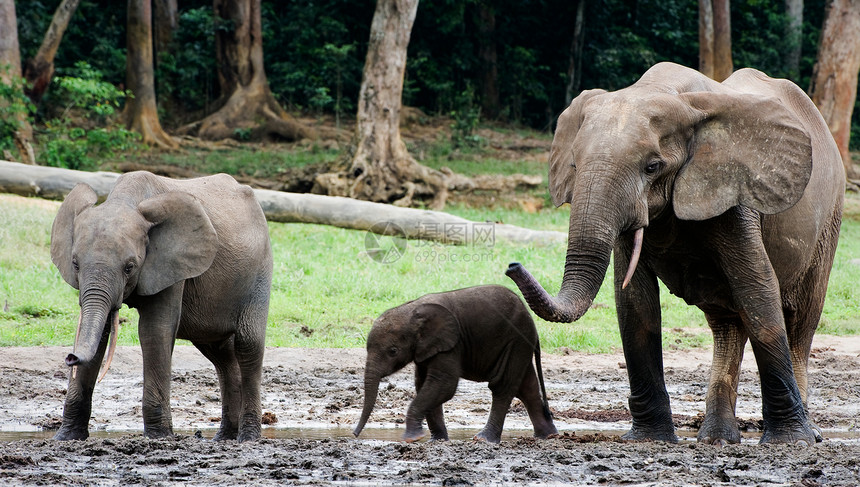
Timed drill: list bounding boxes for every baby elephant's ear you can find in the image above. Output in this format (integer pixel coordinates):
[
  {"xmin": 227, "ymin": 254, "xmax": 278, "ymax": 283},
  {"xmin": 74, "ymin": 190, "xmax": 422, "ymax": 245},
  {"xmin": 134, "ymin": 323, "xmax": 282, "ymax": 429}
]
[
  {"xmin": 137, "ymin": 192, "xmax": 218, "ymax": 296},
  {"xmin": 413, "ymin": 303, "xmax": 459, "ymax": 363}
]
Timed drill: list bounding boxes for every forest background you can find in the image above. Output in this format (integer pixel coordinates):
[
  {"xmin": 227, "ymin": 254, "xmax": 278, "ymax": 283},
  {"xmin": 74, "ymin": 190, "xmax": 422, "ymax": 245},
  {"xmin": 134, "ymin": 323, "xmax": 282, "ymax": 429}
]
[{"xmin": 1, "ymin": 0, "xmax": 859, "ymax": 351}]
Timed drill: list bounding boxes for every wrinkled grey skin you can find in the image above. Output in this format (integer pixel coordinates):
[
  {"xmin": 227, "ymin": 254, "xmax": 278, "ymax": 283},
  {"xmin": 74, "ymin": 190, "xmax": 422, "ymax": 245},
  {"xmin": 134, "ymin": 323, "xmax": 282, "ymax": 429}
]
[
  {"xmin": 353, "ymin": 285, "xmax": 558, "ymax": 444},
  {"xmin": 507, "ymin": 63, "xmax": 844, "ymax": 446},
  {"xmin": 51, "ymin": 171, "xmax": 272, "ymax": 442}
]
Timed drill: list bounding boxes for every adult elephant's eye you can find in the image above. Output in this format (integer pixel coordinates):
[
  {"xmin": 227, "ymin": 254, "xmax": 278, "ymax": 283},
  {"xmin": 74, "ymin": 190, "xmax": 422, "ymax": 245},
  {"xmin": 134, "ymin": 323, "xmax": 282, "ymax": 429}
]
[
  {"xmin": 124, "ymin": 262, "xmax": 135, "ymax": 275},
  {"xmin": 72, "ymin": 259, "xmax": 79, "ymax": 272},
  {"xmin": 645, "ymin": 160, "xmax": 662, "ymax": 174}
]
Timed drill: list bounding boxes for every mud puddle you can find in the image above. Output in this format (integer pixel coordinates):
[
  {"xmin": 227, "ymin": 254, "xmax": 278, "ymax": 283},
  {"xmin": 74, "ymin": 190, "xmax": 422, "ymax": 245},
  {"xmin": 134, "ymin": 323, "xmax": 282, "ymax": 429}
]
[{"xmin": 2, "ymin": 340, "xmax": 860, "ymax": 485}]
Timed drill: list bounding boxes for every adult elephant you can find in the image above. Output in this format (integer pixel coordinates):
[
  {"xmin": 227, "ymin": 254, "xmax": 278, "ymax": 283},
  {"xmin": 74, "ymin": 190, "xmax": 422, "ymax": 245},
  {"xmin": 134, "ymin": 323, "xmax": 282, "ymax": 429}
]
[
  {"xmin": 507, "ymin": 62, "xmax": 844, "ymax": 446},
  {"xmin": 50, "ymin": 171, "xmax": 273, "ymax": 442}
]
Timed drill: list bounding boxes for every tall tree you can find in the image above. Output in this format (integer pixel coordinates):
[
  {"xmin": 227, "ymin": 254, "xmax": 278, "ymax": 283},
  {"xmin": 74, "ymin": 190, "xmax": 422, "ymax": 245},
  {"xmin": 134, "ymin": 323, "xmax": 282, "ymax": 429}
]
[
  {"xmin": 179, "ymin": 0, "xmax": 313, "ymax": 141},
  {"xmin": 153, "ymin": 0, "xmax": 177, "ymax": 56},
  {"xmin": 474, "ymin": 1, "xmax": 499, "ymax": 119},
  {"xmin": 785, "ymin": 0, "xmax": 804, "ymax": 80},
  {"xmin": 810, "ymin": 0, "xmax": 860, "ymax": 179},
  {"xmin": 124, "ymin": 0, "xmax": 177, "ymax": 148},
  {"xmin": 0, "ymin": 0, "xmax": 34, "ymax": 163},
  {"xmin": 22, "ymin": 0, "xmax": 81, "ymax": 105},
  {"xmin": 315, "ymin": 0, "xmax": 449, "ymax": 209},
  {"xmin": 698, "ymin": 0, "xmax": 733, "ymax": 81},
  {"xmin": 564, "ymin": 0, "xmax": 586, "ymax": 106}
]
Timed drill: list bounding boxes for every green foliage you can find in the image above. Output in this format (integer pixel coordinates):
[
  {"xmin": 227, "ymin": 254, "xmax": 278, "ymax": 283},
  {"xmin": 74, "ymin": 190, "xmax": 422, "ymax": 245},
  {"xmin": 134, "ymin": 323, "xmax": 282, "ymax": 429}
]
[
  {"xmin": 35, "ymin": 62, "xmax": 140, "ymax": 170},
  {"xmin": 450, "ymin": 84, "xmax": 483, "ymax": 148},
  {"xmin": 0, "ymin": 65, "xmax": 36, "ymax": 151}
]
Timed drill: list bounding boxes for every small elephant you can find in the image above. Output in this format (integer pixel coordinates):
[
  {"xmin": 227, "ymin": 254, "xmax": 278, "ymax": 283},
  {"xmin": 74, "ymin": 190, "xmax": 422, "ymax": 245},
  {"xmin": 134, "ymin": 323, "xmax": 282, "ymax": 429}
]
[
  {"xmin": 50, "ymin": 171, "xmax": 273, "ymax": 442},
  {"xmin": 353, "ymin": 285, "xmax": 558, "ymax": 443},
  {"xmin": 507, "ymin": 62, "xmax": 844, "ymax": 446}
]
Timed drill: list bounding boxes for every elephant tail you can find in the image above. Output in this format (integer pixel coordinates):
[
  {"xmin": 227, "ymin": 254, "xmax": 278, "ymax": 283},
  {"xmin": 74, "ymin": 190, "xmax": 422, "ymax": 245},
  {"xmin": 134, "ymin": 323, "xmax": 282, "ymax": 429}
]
[{"xmin": 533, "ymin": 342, "xmax": 553, "ymax": 421}]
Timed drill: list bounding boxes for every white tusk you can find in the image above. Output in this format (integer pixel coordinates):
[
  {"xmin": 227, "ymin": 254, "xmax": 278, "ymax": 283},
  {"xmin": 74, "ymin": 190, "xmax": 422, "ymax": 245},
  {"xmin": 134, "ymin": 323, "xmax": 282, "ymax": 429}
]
[
  {"xmin": 71, "ymin": 312, "xmax": 82, "ymax": 380},
  {"xmin": 97, "ymin": 311, "xmax": 120, "ymax": 383},
  {"xmin": 621, "ymin": 227, "xmax": 644, "ymax": 290}
]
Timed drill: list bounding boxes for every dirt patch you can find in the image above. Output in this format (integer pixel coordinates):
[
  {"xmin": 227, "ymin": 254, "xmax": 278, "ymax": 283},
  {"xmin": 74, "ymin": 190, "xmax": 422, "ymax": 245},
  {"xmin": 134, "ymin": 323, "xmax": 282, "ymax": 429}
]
[{"xmin": 2, "ymin": 335, "xmax": 860, "ymax": 485}]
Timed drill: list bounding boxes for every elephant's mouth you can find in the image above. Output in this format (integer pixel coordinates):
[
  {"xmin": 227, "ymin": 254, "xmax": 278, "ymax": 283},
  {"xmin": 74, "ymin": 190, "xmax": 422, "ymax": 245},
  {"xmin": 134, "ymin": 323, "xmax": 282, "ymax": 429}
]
[{"xmin": 66, "ymin": 309, "xmax": 121, "ymax": 382}]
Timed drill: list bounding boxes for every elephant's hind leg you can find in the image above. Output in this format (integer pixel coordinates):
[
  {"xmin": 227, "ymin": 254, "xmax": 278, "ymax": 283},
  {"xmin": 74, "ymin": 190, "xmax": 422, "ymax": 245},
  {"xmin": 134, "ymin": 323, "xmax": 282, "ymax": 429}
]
[
  {"xmin": 516, "ymin": 368, "xmax": 558, "ymax": 439},
  {"xmin": 699, "ymin": 313, "xmax": 747, "ymax": 445},
  {"xmin": 194, "ymin": 339, "xmax": 242, "ymax": 441},
  {"xmin": 233, "ymin": 326, "xmax": 265, "ymax": 442}
]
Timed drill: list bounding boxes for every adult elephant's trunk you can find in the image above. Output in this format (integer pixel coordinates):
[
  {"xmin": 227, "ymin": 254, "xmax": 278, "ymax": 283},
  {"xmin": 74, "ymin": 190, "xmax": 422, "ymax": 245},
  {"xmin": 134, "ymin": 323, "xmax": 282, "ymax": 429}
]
[
  {"xmin": 508, "ymin": 191, "xmax": 637, "ymax": 322},
  {"xmin": 353, "ymin": 372, "xmax": 381, "ymax": 437}
]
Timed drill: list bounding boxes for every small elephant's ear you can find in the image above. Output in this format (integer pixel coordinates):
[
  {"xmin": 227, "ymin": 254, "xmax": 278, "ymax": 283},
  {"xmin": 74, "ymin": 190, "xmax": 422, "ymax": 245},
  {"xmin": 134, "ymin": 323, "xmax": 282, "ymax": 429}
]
[
  {"xmin": 549, "ymin": 89, "xmax": 607, "ymax": 207},
  {"xmin": 137, "ymin": 192, "xmax": 218, "ymax": 296},
  {"xmin": 51, "ymin": 183, "xmax": 98, "ymax": 288},
  {"xmin": 413, "ymin": 303, "xmax": 460, "ymax": 363},
  {"xmin": 673, "ymin": 92, "xmax": 812, "ymax": 221}
]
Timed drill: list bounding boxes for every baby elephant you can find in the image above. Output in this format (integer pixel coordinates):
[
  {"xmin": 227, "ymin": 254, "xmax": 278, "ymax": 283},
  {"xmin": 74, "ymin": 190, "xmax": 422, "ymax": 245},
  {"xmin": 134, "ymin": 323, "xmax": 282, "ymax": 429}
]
[{"xmin": 353, "ymin": 285, "xmax": 558, "ymax": 443}]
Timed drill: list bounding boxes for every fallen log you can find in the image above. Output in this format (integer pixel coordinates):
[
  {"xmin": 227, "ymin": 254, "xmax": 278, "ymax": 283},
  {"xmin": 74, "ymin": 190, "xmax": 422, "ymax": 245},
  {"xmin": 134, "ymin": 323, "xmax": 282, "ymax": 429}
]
[{"xmin": 0, "ymin": 160, "xmax": 564, "ymax": 246}]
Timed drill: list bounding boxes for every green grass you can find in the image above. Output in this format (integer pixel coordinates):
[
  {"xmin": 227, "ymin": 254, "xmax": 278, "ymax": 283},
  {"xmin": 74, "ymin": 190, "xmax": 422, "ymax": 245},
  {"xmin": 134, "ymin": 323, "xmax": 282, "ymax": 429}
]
[{"xmin": 1, "ymin": 191, "xmax": 857, "ymax": 353}]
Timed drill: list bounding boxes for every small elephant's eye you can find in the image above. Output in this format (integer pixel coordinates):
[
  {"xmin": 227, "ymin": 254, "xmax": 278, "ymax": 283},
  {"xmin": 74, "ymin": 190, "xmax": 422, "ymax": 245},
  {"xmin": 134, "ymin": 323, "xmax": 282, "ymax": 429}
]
[
  {"xmin": 387, "ymin": 346, "xmax": 399, "ymax": 357},
  {"xmin": 645, "ymin": 160, "xmax": 662, "ymax": 174},
  {"xmin": 123, "ymin": 262, "xmax": 135, "ymax": 275}
]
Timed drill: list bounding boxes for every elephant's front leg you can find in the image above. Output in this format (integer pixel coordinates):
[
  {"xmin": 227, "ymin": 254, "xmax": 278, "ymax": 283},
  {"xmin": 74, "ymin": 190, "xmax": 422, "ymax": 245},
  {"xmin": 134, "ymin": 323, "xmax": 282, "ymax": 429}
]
[
  {"xmin": 54, "ymin": 325, "xmax": 111, "ymax": 441},
  {"xmin": 415, "ymin": 364, "xmax": 448, "ymax": 441},
  {"xmin": 135, "ymin": 283, "xmax": 184, "ymax": 439},
  {"xmin": 404, "ymin": 364, "xmax": 458, "ymax": 443},
  {"xmin": 614, "ymin": 246, "xmax": 677, "ymax": 443}
]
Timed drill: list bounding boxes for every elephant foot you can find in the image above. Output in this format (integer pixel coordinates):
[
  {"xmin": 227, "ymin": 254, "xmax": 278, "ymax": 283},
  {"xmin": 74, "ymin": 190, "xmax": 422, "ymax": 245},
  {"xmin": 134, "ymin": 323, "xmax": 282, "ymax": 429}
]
[
  {"xmin": 533, "ymin": 424, "xmax": 559, "ymax": 439},
  {"xmin": 760, "ymin": 421, "xmax": 816, "ymax": 446},
  {"xmin": 402, "ymin": 428, "xmax": 426, "ymax": 443},
  {"xmin": 236, "ymin": 429, "xmax": 261, "ymax": 443},
  {"xmin": 621, "ymin": 425, "xmax": 678, "ymax": 443},
  {"xmin": 53, "ymin": 424, "xmax": 89, "ymax": 441},
  {"xmin": 697, "ymin": 416, "xmax": 741, "ymax": 446},
  {"xmin": 473, "ymin": 429, "xmax": 502, "ymax": 444}
]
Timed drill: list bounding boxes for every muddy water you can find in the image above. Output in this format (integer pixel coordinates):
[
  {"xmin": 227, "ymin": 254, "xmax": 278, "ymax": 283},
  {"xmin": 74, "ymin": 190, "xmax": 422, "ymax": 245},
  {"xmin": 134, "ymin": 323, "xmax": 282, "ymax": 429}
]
[{"xmin": 2, "ymin": 343, "xmax": 860, "ymax": 485}]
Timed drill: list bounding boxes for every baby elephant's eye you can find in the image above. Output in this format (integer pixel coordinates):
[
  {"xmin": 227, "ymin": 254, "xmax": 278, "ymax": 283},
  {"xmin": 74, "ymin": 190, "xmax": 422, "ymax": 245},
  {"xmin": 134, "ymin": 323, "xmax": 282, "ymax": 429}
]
[
  {"xmin": 123, "ymin": 262, "xmax": 135, "ymax": 275},
  {"xmin": 387, "ymin": 347, "xmax": 399, "ymax": 357}
]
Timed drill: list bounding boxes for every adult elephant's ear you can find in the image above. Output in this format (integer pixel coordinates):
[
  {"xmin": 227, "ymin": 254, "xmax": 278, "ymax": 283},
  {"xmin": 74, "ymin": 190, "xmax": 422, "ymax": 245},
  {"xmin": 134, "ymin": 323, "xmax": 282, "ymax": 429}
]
[
  {"xmin": 413, "ymin": 303, "xmax": 459, "ymax": 363},
  {"xmin": 549, "ymin": 89, "xmax": 606, "ymax": 207},
  {"xmin": 673, "ymin": 92, "xmax": 812, "ymax": 221},
  {"xmin": 51, "ymin": 183, "xmax": 98, "ymax": 288},
  {"xmin": 137, "ymin": 192, "xmax": 218, "ymax": 296}
]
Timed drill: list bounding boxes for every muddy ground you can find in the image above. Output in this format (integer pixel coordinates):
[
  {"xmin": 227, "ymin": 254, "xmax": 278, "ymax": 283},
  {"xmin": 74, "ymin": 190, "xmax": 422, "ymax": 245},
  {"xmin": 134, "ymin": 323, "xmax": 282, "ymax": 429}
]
[{"xmin": 1, "ymin": 336, "xmax": 859, "ymax": 486}]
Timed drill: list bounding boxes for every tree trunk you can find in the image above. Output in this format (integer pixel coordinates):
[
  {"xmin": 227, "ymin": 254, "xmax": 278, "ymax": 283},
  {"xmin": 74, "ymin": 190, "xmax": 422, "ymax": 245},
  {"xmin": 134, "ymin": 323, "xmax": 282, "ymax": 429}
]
[
  {"xmin": 698, "ymin": 0, "xmax": 715, "ymax": 78},
  {"xmin": 565, "ymin": 0, "xmax": 586, "ymax": 106},
  {"xmin": 0, "ymin": 160, "xmax": 563, "ymax": 246},
  {"xmin": 177, "ymin": 0, "xmax": 313, "ymax": 142},
  {"xmin": 22, "ymin": 0, "xmax": 81, "ymax": 105},
  {"xmin": 810, "ymin": 0, "xmax": 860, "ymax": 179},
  {"xmin": 785, "ymin": 0, "xmax": 804, "ymax": 80},
  {"xmin": 153, "ymin": 0, "xmax": 177, "ymax": 56},
  {"xmin": 475, "ymin": 1, "xmax": 499, "ymax": 119},
  {"xmin": 0, "ymin": 0, "xmax": 33, "ymax": 162},
  {"xmin": 124, "ymin": 0, "xmax": 177, "ymax": 149},
  {"xmin": 314, "ymin": 0, "xmax": 452, "ymax": 209},
  {"xmin": 698, "ymin": 0, "xmax": 733, "ymax": 81}
]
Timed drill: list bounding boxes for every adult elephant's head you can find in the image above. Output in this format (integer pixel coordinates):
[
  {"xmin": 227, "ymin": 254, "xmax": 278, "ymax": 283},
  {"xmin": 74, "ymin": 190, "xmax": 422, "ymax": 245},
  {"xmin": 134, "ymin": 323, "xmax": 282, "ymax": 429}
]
[
  {"xmin": 51, "ymin": 183, "xmax": 218, "ymax": 377},
  {"xmin": 507, "ymin": 62, "xmax": 813, "ymax": 323}
]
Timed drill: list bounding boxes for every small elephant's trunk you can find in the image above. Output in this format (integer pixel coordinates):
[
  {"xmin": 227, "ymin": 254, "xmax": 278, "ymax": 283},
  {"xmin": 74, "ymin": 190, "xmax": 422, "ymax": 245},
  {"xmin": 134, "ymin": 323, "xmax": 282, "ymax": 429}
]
[{"xmin": 353, "ymin": 374, "xmax": 381, "ymax": 437}]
